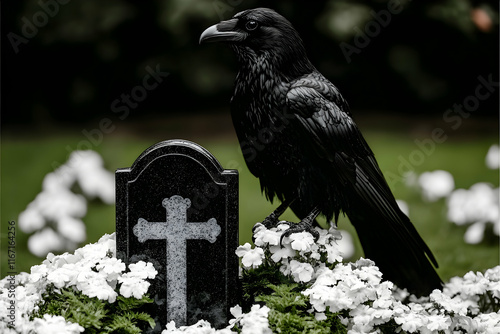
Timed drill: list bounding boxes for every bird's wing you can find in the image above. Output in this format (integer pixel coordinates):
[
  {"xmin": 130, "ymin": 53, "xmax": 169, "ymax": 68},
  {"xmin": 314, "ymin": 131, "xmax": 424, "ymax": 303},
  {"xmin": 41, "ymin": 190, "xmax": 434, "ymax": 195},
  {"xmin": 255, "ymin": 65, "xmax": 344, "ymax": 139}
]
[
  {"xmin": 287, "ymin": 81, "xmax": 394, "ymax": 214},
  {"xmin": 286, "ymin": 79, "xmax": 438, "ymax": 267}
]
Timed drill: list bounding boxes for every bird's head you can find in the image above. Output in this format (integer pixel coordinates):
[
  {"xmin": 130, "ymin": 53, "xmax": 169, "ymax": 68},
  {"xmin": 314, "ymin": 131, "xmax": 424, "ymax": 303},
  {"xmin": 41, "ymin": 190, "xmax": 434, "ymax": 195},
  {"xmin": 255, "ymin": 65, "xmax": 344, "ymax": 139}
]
[{"xmin": 200, "ymin": 8, "xmax": 314, "ymax": 76}]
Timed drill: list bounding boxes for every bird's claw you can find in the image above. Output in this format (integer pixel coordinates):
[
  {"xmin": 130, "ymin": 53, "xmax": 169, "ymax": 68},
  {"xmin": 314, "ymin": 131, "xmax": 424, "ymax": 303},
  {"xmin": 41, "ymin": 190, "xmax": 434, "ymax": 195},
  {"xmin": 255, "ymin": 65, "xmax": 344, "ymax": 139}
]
[
  {"xmin": 253, "ymin": 214, "xmax": 282, "ymax": 233},
  {"xmin": 261, "ymin": 214, "xmax": 280, "ymax": 229},
  {"xmin": 280, "ymin": 221, "xmax": 320, "ymax": 246},
  {"xmin": 252, "ymin": 219, "xmax": 293, "ymax": 243}
]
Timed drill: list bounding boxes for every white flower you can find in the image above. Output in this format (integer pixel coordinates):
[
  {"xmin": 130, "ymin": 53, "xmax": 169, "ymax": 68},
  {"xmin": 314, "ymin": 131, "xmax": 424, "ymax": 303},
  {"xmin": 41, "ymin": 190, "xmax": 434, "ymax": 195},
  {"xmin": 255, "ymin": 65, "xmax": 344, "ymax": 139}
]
[
  {"xmin": 36, "ymin": 188, "xmax": 88, "ymax": 221},
  {"xmin": 464, "ymin": 221, "xmax": 487, "ymax": 244},
  {"xmin": 426, "ymin": 314, "xmax": 451, "ymax": 331},
  {"xmin": 47, "ymin": 265, "xmax": 77, "ymax": 288},
  {"xmin": 289, "ymin": 232, "xmax": 315, "ymax": 252},
  {"xmin": 486, "ymin": 144, "xmax": 500, "ymax": 169},
  {"xmin": 117, "ymin": 261, "xmax": 157, "ymax": 299},
  {"xmin": 459, "ymin": 271, "xmax": 489, "ymax": 296},
  {"xmin": 253, "ymin": 226, "xmax": 281, "ymax": 247},
  {"xmin": 323, "ymin": 244, "xmax": 343, "ymax": 265},
  {"xmin": 289, "ymin": 260, "xmax": 314, "ymax": 283},
  {"xmin": 0, "ymin": 233, "xmax": 160, "ymax": 332},
  {"xmin": 30, "ymin": 263, "xmax": 49, "ymax": 283},
  {"xmin": 418, "ymin": 170, "xmax": 455, "ymax": 202},
  {"xmin": 303, "ymin": 258, "xmax": 389, "ymax": 320},
  {"xmin": 237, "ymin": 304, "xmax": 272, "ymax": 334},
  {"xmin": 75, "ymin": 237, "xmax": 112, "ymax": 264},
  {"xmin": 394, "ymin": 312, "xmax": 426, "ymax": 333},
  {"xmin": 162, "ymin": 319, "xmax": 226, "ymax": 333},
  {"xmin": 128, "ymin": 261, "xmax": 158, "ymax": 279},
  {"xmin": 315, "ymin": 312, "xmax": 327, "ymax": 321},
  {"xmin": 475, "ymin": 313, "xmax": 500, "ymax": 333},
  {"xmin": 228, "ymin": 304, "xmax": 271, "ymax": 334},
  {"xmin": 79, "ymin": 167, "xmax": 116, "ymax": 205},
  {"xmin": 336, "ymin": 230, "xmax": 354, "ymax": 259},
  {"xmin": 235, "ymin": 243, "xmax": 265, "ymax": 268},
  {"xmin": 18, "ymin": 150, "xmax": 116, "ymax": 257},
  {"xmin": 28, "ymin": 228, "xmax": 67, "ymax": 257},
  {"xmin": 325, "ymin": 225, "xmax": 343, "ymax": 241},
  {"xmin": 429, "ymin": 290, "xmax": 469, "ymax": 316},
  {"xmin": 33, "ymin": 314, "xmax": 84, "ymax": 334},
  {"xmin": 96, "ymin": 257, "xmax": 126, "ymax": 281},
  {"xmin": 118, "ymin": 274, "xmax": 150, "ymax": 299},
  {"xmin": 67, "ymin": 151, "xmax": 116, "ymax": 204},
  {"xmin": 77, "ymin": 271, "xmax": 118, "ymax": 302},
  {"xmin": 57, "ymin": 216, "xmax": 87, "ymax": 243},
  {"xmin": 304, "ymin": 266, "xmax": 352, "ymax": 313},
  {"xmin": 447, "ymin": 183, "xmax": 499, "ymax": 225},
  {"xmin": 485, "ymin": 266, "xmax": 500, "ymax": 281},
  {"xmin": 372, "ymin": 282, "xmax": 394, "ymax": 309},
  {"xmin": 269, "ymin": 244, "xmax": 295, "ymax": 263},
  {"xmin": 43, "ymin": 167, "xmax": 76, "ymax": 191},
  {"xmin": 163, "ymin": 321, "xmax": 179, "ymax": 332},
  {"xmin": 18, "ymin": 207, "xmax": 45, "ymax": 233},
  {"xmin": 354, "ymin": 258, "xmax": 382, "ymax": 285},
  {"xmin": 229, "ymin": 305, "xmax": 243, "ymax": 321},
  {"xmin": 446, "ymin": 182, "xmax": 499, "ymax": 244}
]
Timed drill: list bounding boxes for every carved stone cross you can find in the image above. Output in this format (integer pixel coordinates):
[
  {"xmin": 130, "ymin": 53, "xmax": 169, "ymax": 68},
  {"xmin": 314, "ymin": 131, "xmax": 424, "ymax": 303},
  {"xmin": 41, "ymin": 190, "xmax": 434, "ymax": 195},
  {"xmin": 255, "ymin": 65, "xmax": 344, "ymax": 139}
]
[{"xmin": 133, "ymin": 195, "xmax": 221, "ymax": 326}]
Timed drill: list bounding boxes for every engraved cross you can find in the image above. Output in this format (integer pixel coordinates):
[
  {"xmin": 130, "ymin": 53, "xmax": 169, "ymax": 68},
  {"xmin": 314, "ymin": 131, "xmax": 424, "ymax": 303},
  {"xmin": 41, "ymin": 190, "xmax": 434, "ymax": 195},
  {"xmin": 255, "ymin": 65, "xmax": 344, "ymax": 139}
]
[{"xmin": 133, "ymin": 195, "xmax": 221, "ymax": 326}]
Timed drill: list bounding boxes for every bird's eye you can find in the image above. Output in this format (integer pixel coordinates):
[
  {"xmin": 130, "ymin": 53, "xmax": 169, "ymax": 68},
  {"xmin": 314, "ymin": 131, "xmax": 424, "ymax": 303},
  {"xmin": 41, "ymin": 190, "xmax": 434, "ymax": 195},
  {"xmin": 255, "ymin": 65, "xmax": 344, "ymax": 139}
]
[{"xmin": 245, "ymin": 20, "xmax": 259, "ymax": 31}]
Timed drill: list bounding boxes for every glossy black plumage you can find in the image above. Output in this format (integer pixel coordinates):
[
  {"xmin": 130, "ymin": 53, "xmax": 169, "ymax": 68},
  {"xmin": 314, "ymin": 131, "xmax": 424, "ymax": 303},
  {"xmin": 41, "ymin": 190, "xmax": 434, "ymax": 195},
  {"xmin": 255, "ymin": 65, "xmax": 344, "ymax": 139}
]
[{"xmin": 200, "ymin": 8, "xmax": 442, "ymax": 295}]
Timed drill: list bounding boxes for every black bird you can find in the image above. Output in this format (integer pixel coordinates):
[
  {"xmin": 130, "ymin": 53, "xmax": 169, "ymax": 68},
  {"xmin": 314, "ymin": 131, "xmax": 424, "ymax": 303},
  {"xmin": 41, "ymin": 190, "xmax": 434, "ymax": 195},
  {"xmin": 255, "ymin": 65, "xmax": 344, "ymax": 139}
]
[{"xmin": 200, "ymin": 8, "xmax": 442, "ymax": 296}]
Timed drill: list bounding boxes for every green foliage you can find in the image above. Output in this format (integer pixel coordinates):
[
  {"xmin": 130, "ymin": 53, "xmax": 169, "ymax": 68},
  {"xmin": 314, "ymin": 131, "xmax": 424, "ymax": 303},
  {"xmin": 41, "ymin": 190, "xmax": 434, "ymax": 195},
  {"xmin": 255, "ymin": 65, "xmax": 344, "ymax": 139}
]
[
  {"xmin": 33, "ymin": 285, "xmax": 155, "ymax": 333},
  {"xmin": 241, "ymin": 261, "xmax": 291, "ymax": 309},
  {"xmin": 256, "ymin": 284, "xmax": 347, "ymax": 334},
  {"xmin": 242, "ymin": 264, "xmax": 348, "ymax": 333}
]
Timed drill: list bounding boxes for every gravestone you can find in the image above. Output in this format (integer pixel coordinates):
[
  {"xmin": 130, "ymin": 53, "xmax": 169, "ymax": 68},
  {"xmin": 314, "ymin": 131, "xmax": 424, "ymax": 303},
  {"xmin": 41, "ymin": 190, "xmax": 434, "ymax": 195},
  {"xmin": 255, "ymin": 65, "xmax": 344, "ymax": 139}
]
[{"xmin": 116, "ymin": 139, "xmax": 239, "ymax": 331}]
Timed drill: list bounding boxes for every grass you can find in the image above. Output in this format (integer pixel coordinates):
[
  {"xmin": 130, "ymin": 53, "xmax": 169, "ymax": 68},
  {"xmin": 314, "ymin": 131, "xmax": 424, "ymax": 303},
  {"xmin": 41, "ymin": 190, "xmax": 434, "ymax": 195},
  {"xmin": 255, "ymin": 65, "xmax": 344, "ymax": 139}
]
[{"xmin": 1, "ymin": 121, "xmax": 498, "ymax": 283}]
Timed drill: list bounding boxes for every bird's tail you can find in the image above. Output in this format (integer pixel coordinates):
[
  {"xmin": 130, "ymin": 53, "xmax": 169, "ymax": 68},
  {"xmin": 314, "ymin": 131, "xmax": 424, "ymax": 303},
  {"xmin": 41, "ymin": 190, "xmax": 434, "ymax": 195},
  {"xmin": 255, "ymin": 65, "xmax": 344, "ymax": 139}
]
[{"xmin": 348, "ymin": 205, "xmax": 442, "ymax": 296}]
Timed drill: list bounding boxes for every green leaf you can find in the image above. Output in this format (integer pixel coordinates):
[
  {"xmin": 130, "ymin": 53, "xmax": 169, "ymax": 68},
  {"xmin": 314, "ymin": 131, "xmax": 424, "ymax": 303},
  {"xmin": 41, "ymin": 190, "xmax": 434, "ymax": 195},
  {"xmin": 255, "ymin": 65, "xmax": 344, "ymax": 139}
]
[
  {"xmin": 256, "ymin": 284, "xmax": 308, "ymax": 313},
  {"xmin": 253, "ymin": 283, "xmax": 347, "ymax": 333},
  {"xmin": 32, "ymin": 286, "xmax": 155, "ymax": 333},
  {"xmin": 117, "ymin": 295, "xmax": 154, "ymax": 311}
]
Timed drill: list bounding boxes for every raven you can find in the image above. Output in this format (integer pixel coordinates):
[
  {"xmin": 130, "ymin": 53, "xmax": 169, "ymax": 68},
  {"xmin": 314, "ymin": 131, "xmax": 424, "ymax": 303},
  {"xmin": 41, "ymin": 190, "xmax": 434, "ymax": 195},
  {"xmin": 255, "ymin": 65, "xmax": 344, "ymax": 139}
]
[{"xmin": 200, "ymin": 8, "xmax": 442, "ymax": 295}]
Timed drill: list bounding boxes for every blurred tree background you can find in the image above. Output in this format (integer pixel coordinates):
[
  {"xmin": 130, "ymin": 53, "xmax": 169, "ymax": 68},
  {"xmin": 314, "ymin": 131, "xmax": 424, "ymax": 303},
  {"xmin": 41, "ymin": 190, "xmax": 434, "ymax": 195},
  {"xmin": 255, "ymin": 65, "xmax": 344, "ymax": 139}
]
[{"xmin": 2, "ymin": 0, "xmax": 499, "ymax": 125}]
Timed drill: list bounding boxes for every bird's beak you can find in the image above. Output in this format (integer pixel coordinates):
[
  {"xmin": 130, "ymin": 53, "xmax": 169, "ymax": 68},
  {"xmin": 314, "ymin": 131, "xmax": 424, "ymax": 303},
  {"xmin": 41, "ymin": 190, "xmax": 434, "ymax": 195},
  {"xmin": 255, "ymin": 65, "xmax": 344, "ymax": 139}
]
[{"xmin": 199, "ymin": 19, "xmax": 246, "ymax": 44}]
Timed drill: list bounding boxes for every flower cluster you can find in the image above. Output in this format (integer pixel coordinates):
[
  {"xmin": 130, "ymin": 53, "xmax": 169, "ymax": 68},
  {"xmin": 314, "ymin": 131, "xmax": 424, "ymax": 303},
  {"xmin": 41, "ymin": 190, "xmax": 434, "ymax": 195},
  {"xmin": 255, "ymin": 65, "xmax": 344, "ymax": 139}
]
[
  {"xmin": 237, "ymin": 222, "xmax": 344, "ymax": 284},
  {"xmin": 417, "ymin": 170, "xmax": 455, "ymax": 202},
  {"xmin": 31, "ymin": 314, "xmax": 84, "ymax": 334},
  {"xmin": 415, "ymin": 144, "xmax": 499, "ymax": 244},
  {"xmin": 486, "ymin": 144, "xmax": 500, "ymax": 170},
  {"xmin": 0, "ymin": 233, "xmax": 157, "ymax": 334},
  {"xmin": 236, "ymin": 224, "xmax": 500, "ymax": 334},
  {"xmin": 164, "ymin": 223, "xmax": 345, "ymax": 333},
  {"xmin": 3, "ymin": 225, "xmax": 500, "ymax": 333},
  {"xmin": 18, "ymin": 150, "xmax": 115, "ymax": 257},
  {"xmin": 447, "ymin": 182, "xmax": 499, "ymax": 244},
  {"xmin": 162, "ymin": 304, "xmax": 271, "ymax": 334},
  {"xmin": 306, "ymin": 261, "xmax": 500, "ymax": 333}
]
